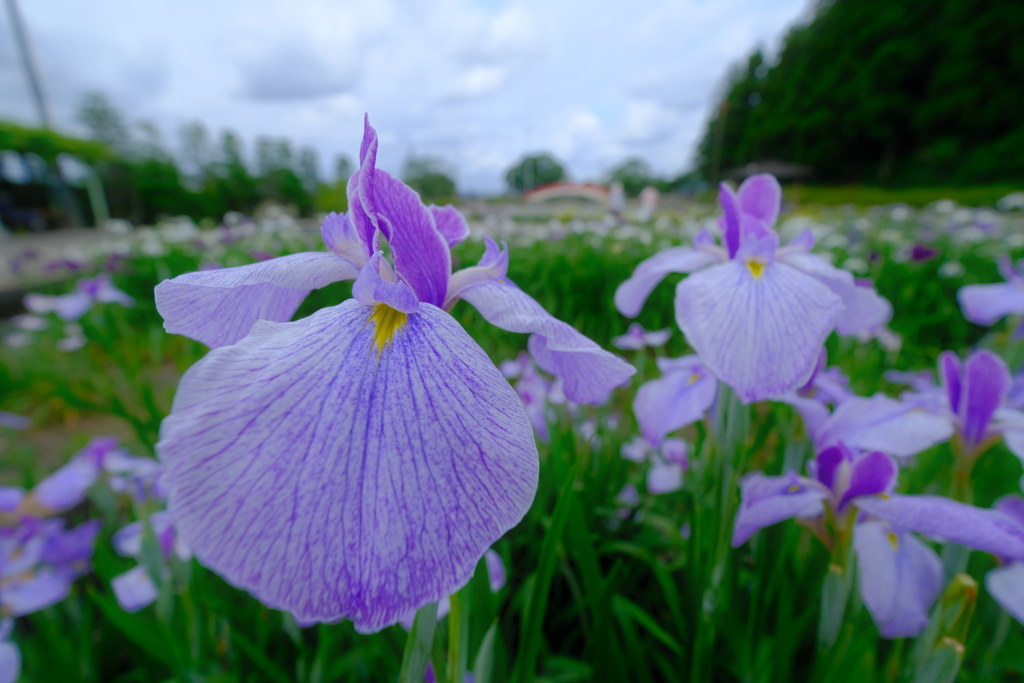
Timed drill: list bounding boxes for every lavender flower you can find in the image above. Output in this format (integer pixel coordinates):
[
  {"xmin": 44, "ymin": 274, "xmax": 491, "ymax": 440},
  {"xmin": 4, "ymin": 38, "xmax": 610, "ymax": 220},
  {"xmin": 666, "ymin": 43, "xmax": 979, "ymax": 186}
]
[
  {"xmin": 611, "ymin": 323, "xmax": 671, "ymax": 350},
  {"xmin": 0, "ymin": 413, "xmax": 29, "ymax": 431},
  {"xmin": 1, "ymin": 438, "xmax": 118, "ymax": 520},
  {"xmin": 615, "ymin": 174, "xmax": 891, "ymax": 402},
  {"xmin": 621, "ymin": 436, "xmax": 688, "ymax": 494},
  {"xmin": 632, "ymin": 355, "xmax": 716, "ymax": 446},
  {"xmin": 24, "ymin": 274, "xmax": 133, "ymax": 322},
  {"xmin": 733, "ymin": 445, "xmax": 1024, "ymax": 637},
  {"xmin": 958, "ymin": 255, "xmax": 1024, "ymax": 327},
  {"xmin": 1, "ymin": 518, "xmax": 100, "ymax": 617},
  {"xmin": 894, "ymin": 350, "xmax": 1024, "ymax": 461},
  {"xmin": 154, "ymin": 116, "xmax": 634, "ymax": 633},
  {"xmin": 110, "ymin": 511, "xmax": 191, "ymax": 613}
]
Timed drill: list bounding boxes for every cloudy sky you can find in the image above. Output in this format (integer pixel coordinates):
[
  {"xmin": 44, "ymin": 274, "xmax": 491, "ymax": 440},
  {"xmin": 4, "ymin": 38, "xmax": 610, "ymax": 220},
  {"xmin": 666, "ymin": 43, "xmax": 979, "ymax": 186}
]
[{"xmin": 1, "ymin": 0, "xmax": 810, "ymax": 193}]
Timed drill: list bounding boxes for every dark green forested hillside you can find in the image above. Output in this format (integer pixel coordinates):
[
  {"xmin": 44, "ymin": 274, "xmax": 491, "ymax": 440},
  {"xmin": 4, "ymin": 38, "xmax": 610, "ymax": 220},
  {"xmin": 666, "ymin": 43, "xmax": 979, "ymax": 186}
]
[{"xmin": 697, "ymin": 0, "xmax": 1024, "ymax": 185}]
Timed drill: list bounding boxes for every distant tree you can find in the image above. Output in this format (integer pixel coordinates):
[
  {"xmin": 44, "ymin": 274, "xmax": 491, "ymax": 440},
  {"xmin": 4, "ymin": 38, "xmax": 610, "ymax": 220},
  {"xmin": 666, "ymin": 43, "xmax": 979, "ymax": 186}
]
[
  {"xmin": 696, "ymin": 0, "xmax": 1024, "ymax": 185},
  {"xmin": 297, "ymin": 147, "xmax": 320, "ymax": 193},
  {"xmin": 335, "ymin": 154, "xmax": 354, "ymax": 184},
  {"xmin": 179, "ymin": 121, "xmax": 212, "ymax": 180},
  {"xmin": 76, "ymin": 92, "xmax": 130, "ymax": 152},
  {"xmin": 403, "ymin": 155, "xmax": 456, "ymax": 201},
  {"xmin": 505, "ymin": 153, "xmax": 565, "ymax": 193},
  {"xmin": 608, "ymin": 157, "xmax": 654, "ymax": 197}
]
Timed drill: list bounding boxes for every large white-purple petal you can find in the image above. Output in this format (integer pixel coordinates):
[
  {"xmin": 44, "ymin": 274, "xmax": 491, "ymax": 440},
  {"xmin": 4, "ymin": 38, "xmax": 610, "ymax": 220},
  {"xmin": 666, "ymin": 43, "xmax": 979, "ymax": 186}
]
[
  {"xmin": 853, "ymin": 521, "xmax": 942, "ymax": 639},
  {"xmin": 614, "ymin": 247, "xmax": 718, "ymax": 318},
  {"xmin": 459, "ymin": 280, "xmax": 635, "ymax": 404},
  {"xmin": 156, "ymin": 300, "xmax": 538, "ymax": 633},
  {"xmin": 813, "ymin": 394, "xmax": 954, "ymax": 459},
  {"xmin": 156, "ymin": 253, "xmax": 359, "ymax": 348},
  {"xmin": 675, "ymin": 260, "xmax": 843, "ymax": 403}
]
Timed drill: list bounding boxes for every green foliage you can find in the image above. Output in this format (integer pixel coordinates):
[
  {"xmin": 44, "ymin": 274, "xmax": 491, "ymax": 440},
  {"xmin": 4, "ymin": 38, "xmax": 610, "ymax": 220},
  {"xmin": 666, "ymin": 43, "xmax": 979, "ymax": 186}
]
[
  {"xmin": 4, "ymin": 203, "xmax": 1024, "ymax": 682},
  {"xmin": 505, "ymin": 154, "xmax": 566, "ymax": 193},
  {"xmin": 403, "ymin": 156, "xmax": 457, "ymax": 203},
  {"xmin": 697, "ymin": 0, "xmax": 1024, "ymax": 185},
  {"xmin": 0, "ymin": 120, "xmax": 110, "ymax": 164},
  {"xmin": 606, "ymin": 158, "xmax": 653, "ymax": 197}
]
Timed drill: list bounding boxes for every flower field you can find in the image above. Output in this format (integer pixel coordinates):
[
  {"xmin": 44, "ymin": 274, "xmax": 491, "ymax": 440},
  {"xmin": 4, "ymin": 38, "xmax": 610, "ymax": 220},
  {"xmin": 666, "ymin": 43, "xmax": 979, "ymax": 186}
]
[{"xmin": 2, "ymin": 133, "xmax": 1024, "ymax": 682}]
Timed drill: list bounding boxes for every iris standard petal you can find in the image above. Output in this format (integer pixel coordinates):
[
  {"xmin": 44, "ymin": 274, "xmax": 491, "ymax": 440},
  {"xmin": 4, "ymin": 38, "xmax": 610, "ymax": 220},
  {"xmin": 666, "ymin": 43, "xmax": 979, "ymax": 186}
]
[
  {"xmin": 157, "ymin": 300, "xmax": 538, "ymax": 633},
  {"xmin": 321, "ymin": 212, "xmax": 371, "ymax": 268},
  {"xmin": 718, "ymin": 183, "xmax": 741, "ymax": 259},
  {"xmin": 737, "ymin": 174, "xmax": 782, "ymax": 229},
  {"xmin": 732, "ymin": 472, "xmax": 829, "ymax": 546},
  {"xmin": 813, "ymin": 394, "xmax": 953, "ymax": 459},
  {"xmin": 355, "ymin": 121, "xmax": 451, "ymax": 307},
  {"xmin": 838, "ymin": 452, "xmax": 896, "ymax": 510},
  {"xmin": 958, "ymin": 282, "xmax": 1024, "ymax": 326},
  {"xmin": 156, "ymin": 253, "xmax": 359, "ymax": 348},
  {"xmin": 855, "ymin": 494, "xmax": 1024, "ymax": 559},
  {"xmin": 778, "ymin": 252, "xmax": 892, "ymax": 336},
  {"xmin": 853, "ymin": 522, "xmax": 942, "ymax": 639},
  {"xmin": 961, "ymin": 350, "xmax": 1009, "ymax": 449},
  {"xmin": 614, "ymin": 247, "xmax": 718, "ymax": 318},
  {"xmin": 352, "ymin": 253, "xmax": 421, "ymax": 314},
  {"xmin": 459, "ymin": 280, "xmax": 635, "ymax": 404},
  {"xmin": 675, "ymin": 260, "xmax": 843, "ymax": 403},
  {"xmin": 430, "ymin": 205, "xmax": 471, "ymax": 248},
  {"xmin": 939, "ymin": 351, "xmax": 963, "ymax": 416},
  {"xmin": 986, "ymin": 562, "xmax": 1024, "ymax": 624},
  {"xmin": 633, "ymin": 364, "xmax": 716, "ymax": 445}
]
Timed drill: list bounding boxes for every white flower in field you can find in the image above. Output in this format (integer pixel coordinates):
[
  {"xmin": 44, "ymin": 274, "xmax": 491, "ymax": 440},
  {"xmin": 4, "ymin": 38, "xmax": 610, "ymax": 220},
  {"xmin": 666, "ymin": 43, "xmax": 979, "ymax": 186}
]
[
  {"xmin": 997, "ymin": 192, "xmax": 1024, "ymax": 212},
  {"xmin": 939, "ymin": 261, "xmax": 966, "ymax": 279}
]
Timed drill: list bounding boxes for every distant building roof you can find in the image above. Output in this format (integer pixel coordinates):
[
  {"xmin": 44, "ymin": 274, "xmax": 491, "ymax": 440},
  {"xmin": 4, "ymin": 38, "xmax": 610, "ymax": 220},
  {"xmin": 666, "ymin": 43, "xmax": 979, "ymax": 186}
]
[
  {"xmin": 723, "ymin": 161, "xmax": 814, "ymax": 181},
  {"xmin": 523, "ymin": 182, "xmax": 609, "ymax": 204}
]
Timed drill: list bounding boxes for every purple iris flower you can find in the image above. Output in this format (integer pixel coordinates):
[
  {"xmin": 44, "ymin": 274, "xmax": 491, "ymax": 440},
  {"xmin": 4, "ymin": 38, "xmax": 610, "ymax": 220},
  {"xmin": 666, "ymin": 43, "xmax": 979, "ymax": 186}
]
[
  {"xmin": 0, "ymin": 413, "xmax": 29, "ymax": 431},
  {"xmin": 24, "ymin": 274, "xmax": 134, "ymax": 322},
  {"xmin": 615, "ymin": 174, "xmax": 892, "ymax": 402},
  {"xmin": 611, "ymin": 323, "xmax": 671, "ymax": 350},
  {"xmin": 1, "ymin": 518, "xmax": 99, "ymax": 617},
  {"xmin": 154, "ymin": 116, "xmax": 634, "ymax": 633},
  {"xmin": 110, "ymin": 511, "xmax": 191, "ymax": 613},
  {"xmin": 895, "ymin": 350, "xmax": 1024, "ymax": 461},
  {"xmin": 733, "ymin": 445, "xmax": 1024, "ymax": 637},
  {"xmin": 910, "ymin": 244, "xmax": 938, "ymax": 262},
  {"xmin": 775, "ymin": 362, "xmax": 952, "ymax": 460},
  {"xmin": 958, "ymin": 255, "xmax": 1024, "ymax": 327},
  {"xmin": 621, "ymin": 436, "xmax": 688, "ymax": 494},
  {"xmin": 1, "ymin": 438, "xmax": 118, "ymax": 520},
  {"xmin": 632, "ymin": 355, "xmax": 717, "ymax": 446}
]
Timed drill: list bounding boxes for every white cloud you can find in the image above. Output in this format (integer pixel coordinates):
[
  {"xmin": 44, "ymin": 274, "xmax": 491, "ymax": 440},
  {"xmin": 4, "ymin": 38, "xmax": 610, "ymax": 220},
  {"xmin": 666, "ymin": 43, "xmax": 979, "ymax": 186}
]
[{"xmin": 0, "ymin": 0, "xmax": 811, "ymax": 194}]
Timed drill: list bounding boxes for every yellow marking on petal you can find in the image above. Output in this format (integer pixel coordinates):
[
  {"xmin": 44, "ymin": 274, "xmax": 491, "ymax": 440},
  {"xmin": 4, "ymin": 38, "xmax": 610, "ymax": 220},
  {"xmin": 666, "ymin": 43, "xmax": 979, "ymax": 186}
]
[
  {"xmin": 747, "ymin": 260, "xmax": 765, "ymax": 279},
  {"xmin": 787, "ymin": 484, "xmax": 801, "ymax": 493},
  {"xmin": 886, "ymin": 531, "xmax": 899, "ymax": 550},
  {"xmin": 877, "ymin": 493, "xmax": 890, "ymax": 499},
  {"xmin": 369, "ymin": 303, "xmax": 408, "ymax": 359},
  {"xmin": 687, "ymin": 373, "xmax": 701, "ymax": 386}
]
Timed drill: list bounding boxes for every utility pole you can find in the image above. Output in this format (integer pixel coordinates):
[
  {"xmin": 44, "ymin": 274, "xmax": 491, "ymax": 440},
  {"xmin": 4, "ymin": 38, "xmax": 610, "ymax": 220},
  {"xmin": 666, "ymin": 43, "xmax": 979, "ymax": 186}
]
[{"xmin": 5, "ymin": 0, "xmax": 53, "ymax": 128}]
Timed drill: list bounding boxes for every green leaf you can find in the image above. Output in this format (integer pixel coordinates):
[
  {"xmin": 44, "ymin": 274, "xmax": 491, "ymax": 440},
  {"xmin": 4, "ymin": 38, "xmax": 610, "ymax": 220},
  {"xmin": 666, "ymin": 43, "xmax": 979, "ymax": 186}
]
[
  {"xmin": 87, "ymin": 587, "xmax": 181, "ymax": 670},
  {"xmin": 399, "ymin": 601, "xmax": 439, "ymax": 683},
  {"xmin": 230, "ymin": 627, "xmax": 295, "ymax": 683},
  {"xmin": 472, "ymin": 621, "xmax": 498, "ymax": 683},
  {"xmin": 612, "ymin": 595, "xmax": 683, "ymax": 656}
]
